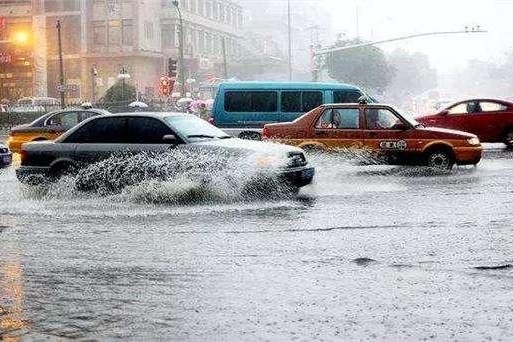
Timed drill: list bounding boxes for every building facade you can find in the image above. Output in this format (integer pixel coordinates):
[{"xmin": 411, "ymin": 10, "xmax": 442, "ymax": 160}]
[{"xmin": 0, "ymin": 0, "xmax": 243, "ymax": 103}]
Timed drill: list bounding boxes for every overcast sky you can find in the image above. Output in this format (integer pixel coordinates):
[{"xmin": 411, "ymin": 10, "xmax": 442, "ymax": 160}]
[{"xmin": 320, "ymin": 0, "xmax": 513, "ymax": 73}]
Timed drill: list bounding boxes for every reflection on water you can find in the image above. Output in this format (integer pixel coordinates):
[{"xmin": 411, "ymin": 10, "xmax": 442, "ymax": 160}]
[{"xmin": 0, "ymin": 217, "xmax": 28, "ymax": 340}]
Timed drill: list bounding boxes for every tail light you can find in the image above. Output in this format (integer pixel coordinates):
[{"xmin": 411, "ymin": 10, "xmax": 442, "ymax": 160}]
[
  {"xmin": 262, "ymin": 126, "xmax": 269, "ymax": 140},
  {"xmin": 20, "ymin": 149, "xmax": 28, "ymax": 165}
]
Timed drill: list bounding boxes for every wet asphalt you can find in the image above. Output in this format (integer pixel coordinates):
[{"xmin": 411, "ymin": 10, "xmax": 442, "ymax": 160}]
[{"xmin": 1, "ymin": 146, "xmax": 513, "ymax": 340}]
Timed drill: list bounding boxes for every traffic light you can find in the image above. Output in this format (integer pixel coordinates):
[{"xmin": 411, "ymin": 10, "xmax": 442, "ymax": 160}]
[
  {"xmin": 158, "ymin": 75, "xmax": 174, "ymax": 96},
  {"xmin": 168, "ymin": 58, "xmax": 177, "ymax": 78}
]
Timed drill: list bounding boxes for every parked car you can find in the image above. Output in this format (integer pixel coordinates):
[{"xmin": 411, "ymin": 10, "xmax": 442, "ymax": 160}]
[
  {"xmin": 416, "ymin": 98, "xmax": 513, "ymax": 148},
  {"xmin": 262, "ymin": 101, "xmax": 482, "ymax": 170},
  {"xmin": 7, "ymin": 106, "xmax": 110, "ymax": 153},
  {"xmin": 9, "ymin": 97, "xmax": 60, "ymax": 114},
  {"xmin": 16, "ymin": 113, "xmax": 315, "ymax": 191},
  {"xmin": 210, "ymin": 81, "xmax": 373, "ymax": 140},
  {"xmin": 0, "ymin": 143, "xmax": 12, "ymax": 167}
]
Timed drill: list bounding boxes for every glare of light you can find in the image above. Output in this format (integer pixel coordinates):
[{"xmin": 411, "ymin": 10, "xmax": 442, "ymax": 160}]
[{"xmin": 11, "ymin": 31, "xmax": 29, "ymax": 45}]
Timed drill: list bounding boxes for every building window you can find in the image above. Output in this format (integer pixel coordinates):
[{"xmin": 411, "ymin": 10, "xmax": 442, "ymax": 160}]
[
  {"xmin": 190, "ymin": 0, "xmax": 196, "ymax": 13},
  {"xmin": 92, "ymin": 20, "xmax": 106, "ymax": 46},
  {"xmin": 197, "ymin": 0, "xmax": 204, "ymax": 16},
  {"xmin": 162, "ymin": 24, "xmax": 176, "ymax": 49},
  {"xmin": 206, "ymin": 32, "xmax": 212, "ymax": 54},
  {"xmin": 108, "ymin": 20, "xmax": 121, "ymax": 45},
  {"xmin": 122, "ymin": 19, "xmax": 133, "ymax": 45},
  {"xmin": 206, "ymin": 1, "xmax": 212, "ymax": 18},
  {"xmin": 198, "ymin": 31, "xmax": 205, "ymax": 53},
  {"xmin": 45, "ymin": 0, "xmax": 80, "ymax": 12},
  {"xmin": 144, "ymin": 21, "xmax": 154, "ymax": 40},
  {"xmin": 237, "ymin": 12, "xmax": 242, "ymax": 28},
  {"xmin": 212, "ymin": 1, "xmax": 218, "ymax": 20},
  {"xmin": 219, "ymin": 3, "xmax": 224, "ymax": 22},
  {"xmin": 226, "ymin": 7, "xmax": 232, "ymax": 25}
]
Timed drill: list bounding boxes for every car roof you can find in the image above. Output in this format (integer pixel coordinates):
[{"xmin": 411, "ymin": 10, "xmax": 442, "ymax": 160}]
[
  {"xmin": 322, "ymin": 103, "xmax": 396, "ymax": 108},
  {"xmin": 216, "ymin": 81, "xmax": 361, "ymax": 91},
  {"xmin": 104, "ymin": 111, "xmax": 191, "ymax": 119},
  {"xmin": 444, "ymin": 98, "xmax": 513, "ymax": 107}
]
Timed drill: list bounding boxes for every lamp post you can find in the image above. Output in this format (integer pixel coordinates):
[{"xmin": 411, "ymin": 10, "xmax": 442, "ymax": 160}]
[
  {"xmin": 56, "ymin": 20, "xmax": 66, "ymax": 108},
  {"xmin": 91, "ymin": 65, "xmax": 98, "ymax": 103},
  {"xmin": 172, "ymin": 0, "xmax": 186, "ymax": 98},
  {"xmin": 117, "ymin": 67, "xmax": 131, "ymax": 102}
]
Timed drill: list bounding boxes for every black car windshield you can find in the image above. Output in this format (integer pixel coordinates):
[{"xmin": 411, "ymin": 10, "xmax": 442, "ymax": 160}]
[{"xmin": 165, "ymin": 115, "xmax": 230, "ymax": 140}]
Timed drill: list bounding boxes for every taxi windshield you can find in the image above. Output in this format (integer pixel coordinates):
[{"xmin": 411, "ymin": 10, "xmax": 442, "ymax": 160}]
[{"xmin": 396, "ymin": 108, "xmax": 421, "ymax": 127}]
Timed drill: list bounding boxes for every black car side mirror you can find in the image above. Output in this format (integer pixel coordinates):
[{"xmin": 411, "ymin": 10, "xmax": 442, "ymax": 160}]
[
  {"xmin": 439, "ymin": 109, "xmax": 449, "ymax": 116},
  {"xmin": 162, "ymin": 134, "xmax": 177, "ymax": 143}
]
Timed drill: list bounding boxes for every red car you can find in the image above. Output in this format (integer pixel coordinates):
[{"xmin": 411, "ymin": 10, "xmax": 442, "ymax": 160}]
[{"xmin": 417, "ymin": 99, "xmax": 513, "ymax": 148}]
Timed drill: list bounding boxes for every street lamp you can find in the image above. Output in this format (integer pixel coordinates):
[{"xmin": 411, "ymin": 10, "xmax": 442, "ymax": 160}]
[
  {"xmin": 172, "ymin": 0, "xmax": 186, "ymax": 98},
  {"xmin": 118, "ymin": 66, "xmax": 131, "ymax": 102},
  {"xmin": 0, "ymin": 30, "xmax": 31, "ymax": 100},
  {"xmin": 311, "ymin": 26, "xmax": 487, "ymax": 81}
]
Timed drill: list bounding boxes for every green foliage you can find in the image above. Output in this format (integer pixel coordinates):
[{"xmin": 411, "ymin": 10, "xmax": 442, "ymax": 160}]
[
  {"xmin": 325, "ymin": 38, "xmax": 393, "ymax": 92},
  {"xmin": 101, "ymin": 80, "xmax": 136, "ymax": 103}
]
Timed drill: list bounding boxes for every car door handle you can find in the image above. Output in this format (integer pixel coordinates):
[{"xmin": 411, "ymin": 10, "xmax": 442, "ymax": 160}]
[
  {"xmin": 315, "ymin": 131, "xmax": 327, "ymax": 135},
  {"xmin": 368, "ymin": 131, "xmax": 378, "ymax": 137}
]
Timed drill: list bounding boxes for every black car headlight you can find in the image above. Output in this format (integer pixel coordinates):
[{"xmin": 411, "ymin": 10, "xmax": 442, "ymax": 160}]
[{"xmin": 287, "ymin": 152, "xmax": 307, "ymax": 168}]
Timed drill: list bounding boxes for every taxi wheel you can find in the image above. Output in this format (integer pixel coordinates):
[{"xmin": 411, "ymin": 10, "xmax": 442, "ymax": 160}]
[
  {"xmin": 426, "ymin": 150, "xmax": 454, "ymax": 170},
  {"xmin": 504, "ymin": 130, "xmax": 513, "ymax": 148}
]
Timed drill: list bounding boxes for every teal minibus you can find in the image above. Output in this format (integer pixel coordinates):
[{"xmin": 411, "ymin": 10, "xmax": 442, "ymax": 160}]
[{"xmin": 210, "ymin": 82, "xmax": 371, "ymax": 139}]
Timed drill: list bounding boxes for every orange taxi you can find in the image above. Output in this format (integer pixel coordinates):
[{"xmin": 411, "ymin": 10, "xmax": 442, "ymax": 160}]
[
  {"xmin": 7, "ymin": 106, "xmax": 109, "ymax": 153},
  {"xmin": 262, "ymin": 102, "xmax": 482, "ymax": 169}
]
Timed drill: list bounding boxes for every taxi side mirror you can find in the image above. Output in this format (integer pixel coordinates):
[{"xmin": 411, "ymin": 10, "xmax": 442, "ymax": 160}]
[{"xmin": 394, "ymin": 123, "xmax": 409, "ymax": 130}]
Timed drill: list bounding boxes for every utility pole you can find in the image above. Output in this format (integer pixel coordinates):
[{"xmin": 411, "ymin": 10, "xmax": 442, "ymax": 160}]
[
  {"xmin": 56, "ymin": 20, "xmax": 65, "ymax": 108},
  {"xmin": 356, "ymin": 5, "xmax": 359, "ymax": 38},
  {"xmin": 172, "ymin": 1, "xmax": 186, "ymax": 98},
  {"xmin": 221, "ymin": 37, "xmax": 228, "ymax": 79},
  {"xmin": 287, "ymin": 0, "xmax": 292, "ymax": 81}
]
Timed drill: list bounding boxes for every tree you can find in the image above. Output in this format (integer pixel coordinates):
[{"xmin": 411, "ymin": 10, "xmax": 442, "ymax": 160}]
[
  {"xmin": 100, "ymin": 80, "xmax": 136, "ymax": 104},
  {"xmin": 386, "ymin": 49, "xmax": 437, "ymax": 102},
  {"xmin": 325, "ymin": 38, "xmax": 393, "ymax": 93}
]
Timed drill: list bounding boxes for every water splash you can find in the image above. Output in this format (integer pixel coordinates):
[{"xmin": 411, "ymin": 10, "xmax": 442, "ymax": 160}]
[{"xmin": 21, "ymin": 149, "xmax": 297, "ymax": 204}]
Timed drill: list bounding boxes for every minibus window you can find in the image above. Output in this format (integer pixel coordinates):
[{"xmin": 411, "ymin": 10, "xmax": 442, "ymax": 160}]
[
  {"xmin": 281, "ymin": 91, "xmax": 301, "ymax": 112},
  {"xmin": 225, "ymin": 91, "xmax": 277, "ymax": 112},
  {"xmin": 302, "ymin": 91, "xmax": 322, "ymax": 112},
  {"xmin": 334, "ymin": 90, "xmax": 362, "ymax": 103}
]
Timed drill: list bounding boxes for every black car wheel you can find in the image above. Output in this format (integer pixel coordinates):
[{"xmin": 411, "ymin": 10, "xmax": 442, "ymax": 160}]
[
  {"xmin": 426, "ymin": 150, "xmax": 454, "ymax": 170},
  {"xmin": 504, "ymin": 129, "xmax": 513, "ymax": 148},
  {"xmin": 50, "ymin": 162, "xmax": 76, "ymax": 179},
  {"xmin": 239, "ymin": 132, "xmax": 261, "ymax": 140}
]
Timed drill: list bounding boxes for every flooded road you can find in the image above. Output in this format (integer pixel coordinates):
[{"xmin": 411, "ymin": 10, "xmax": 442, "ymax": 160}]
[{"xmin": 1, "ymin": 147, "xmax": 513, "ymax": 340}]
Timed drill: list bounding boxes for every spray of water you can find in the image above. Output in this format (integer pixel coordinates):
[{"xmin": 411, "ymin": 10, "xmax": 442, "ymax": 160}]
[{"xmin": 21, "ymin": 149, "xmax": 297, "ymax": 204}]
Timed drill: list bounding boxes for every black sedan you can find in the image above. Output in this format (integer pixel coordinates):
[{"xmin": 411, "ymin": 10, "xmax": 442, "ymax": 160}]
[
  {"xmin": 0, "ymin": 143, "xmax": 12, "ymax": 167},
  {"xmin": 16, "ymin": 113, "xmax": 315, "ymax": 192}
]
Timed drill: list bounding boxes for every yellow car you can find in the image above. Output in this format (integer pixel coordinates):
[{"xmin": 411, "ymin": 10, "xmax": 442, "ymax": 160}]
[{"xmin": 7, "ymin": 107, "xmax": 109, "ymax": 153}]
